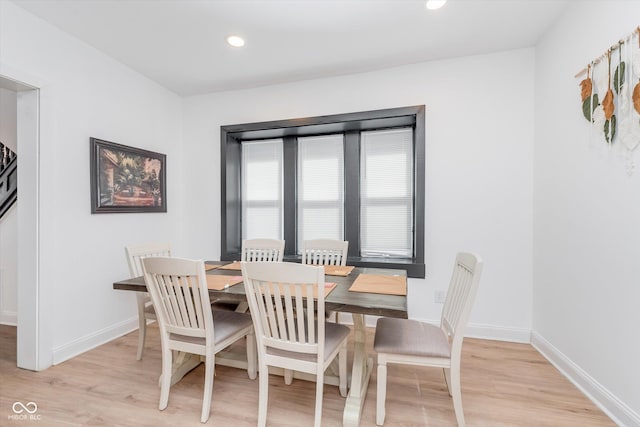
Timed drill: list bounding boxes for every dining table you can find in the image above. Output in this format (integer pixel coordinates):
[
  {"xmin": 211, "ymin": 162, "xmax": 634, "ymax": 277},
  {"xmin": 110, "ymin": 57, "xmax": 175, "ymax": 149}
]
[{"xmin": 113, "ymin": 261, "xmax": 408, "ymax": 427}]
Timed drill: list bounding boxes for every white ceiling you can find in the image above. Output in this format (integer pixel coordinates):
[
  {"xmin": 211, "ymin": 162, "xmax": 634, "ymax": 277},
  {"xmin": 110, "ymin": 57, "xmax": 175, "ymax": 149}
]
[{"xmin": 11, "ymin": 0, "xmax": 568, "ymax": 96}]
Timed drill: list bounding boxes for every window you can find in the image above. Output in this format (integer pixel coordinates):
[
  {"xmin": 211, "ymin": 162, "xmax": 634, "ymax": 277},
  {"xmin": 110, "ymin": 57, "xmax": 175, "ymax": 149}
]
[
  {"xmin": 360, "ymin": 128, "xmax": 413, "ymax": 258},
  {"xmin": 221, "ymin": 106, "xmax": 425, "ymax": 277},
  {"xmin": 241, "ymin": 139, "xmax": 283, "ymax": 240},
  {"xmin": 297, "ymin": 134, "xmax": 345, "ymax": 250}
]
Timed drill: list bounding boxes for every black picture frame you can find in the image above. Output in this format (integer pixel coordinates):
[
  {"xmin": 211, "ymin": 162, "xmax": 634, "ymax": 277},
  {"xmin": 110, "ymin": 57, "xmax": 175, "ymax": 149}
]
[{"xmin": 90, "ymin": 137, "xmax": 166, "ymax": 213}]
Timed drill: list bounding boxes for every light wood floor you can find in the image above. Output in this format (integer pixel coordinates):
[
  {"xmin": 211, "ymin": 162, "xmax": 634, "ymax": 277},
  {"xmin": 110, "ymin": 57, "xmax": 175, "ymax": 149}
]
[{"xmin": 0, "ymin": 324, "xmax": 614, "ymax": 426}]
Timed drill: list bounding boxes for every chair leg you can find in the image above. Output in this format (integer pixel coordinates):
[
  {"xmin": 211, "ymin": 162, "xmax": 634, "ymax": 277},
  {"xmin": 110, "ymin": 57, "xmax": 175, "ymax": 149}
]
[
  {"xmin": 258, "ymin": 363, "xmax": 269, "ymax": 427},
  {"xmin": 376, "ymin": 357, "xmax": 387, "ymax": 426},
  {"xmin": 247, "ymin": 333, "xmax": 257, "ymax": 380},
  {"xmin": 159, "ymin": 345, "xmax": 172, "ymax": 410},
  {"xmin": 450, "ymin": 366, "xmax": 465, "ymax": 427},
  {"xmin": 443, "ymin": 367, "xmax": 452, "ymax": 396},
  {"xmin": 284, "ymin": 369, "xmax": 293, "ymax": 385},
  {"xmin": 136, "ymin": 315, "xmax": 146, "ymax": 361},
  {"xmin": 314, "ymin": 369, "xmax": 324, "ymax": 427},
  {"xmin": 201, "ymin": 354, "xmax": 215, "ymax": 423},
  {"xmin": 338, "ymin": 344, "xmax": 347, "ymax": 397}
]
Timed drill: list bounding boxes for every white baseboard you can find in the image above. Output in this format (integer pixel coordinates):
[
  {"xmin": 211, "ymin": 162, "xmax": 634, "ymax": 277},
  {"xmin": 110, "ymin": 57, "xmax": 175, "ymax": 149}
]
[
  {"xmin": 531, "ymin": 331, "xmax": 640, "ymax": 427},
  {"xmin": 412, "ymin": 317, "xmax": 531, "ymax": 343},
  {"xmin": 464, "ymin": 322, "xmax": 531, "ymax": 343},
  {"xmin": 52, "ymin": 317, "xmax": 139, "ymax": 365},
  {"xmin": 0, "ymin": 310, "xmax": 17, "ymax": 326}
]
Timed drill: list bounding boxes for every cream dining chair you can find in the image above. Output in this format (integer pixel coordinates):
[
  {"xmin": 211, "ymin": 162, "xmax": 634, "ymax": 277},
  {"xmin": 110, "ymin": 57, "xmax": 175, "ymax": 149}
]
[
  {"xmin": 301, "ymin": 239, "xmax": 349, "ymax": 266},
  {"xmin": 125, "ymin": 242, "xmax": 171, "ymax": 360},
  {"xmin": 374, "ymin": 252, "xmax": 483, "ymax": 427},
  {"xmin": 241, "ymin": 261, "xmax": 349, "ymax": 427},
  {"xmin": 301, "ymin": 239, "xmax": 349, "ymax": 323},
  {"xmin": 229, "ymin": 238, "xmax": 286, "ymax": 314},
  {"xmin": 241, "ymin": 238, "xmax": 285, "ymax": 262},
  {"xmin": 142, "ymin": 256, "xmax": 257, "ymax": 423}
]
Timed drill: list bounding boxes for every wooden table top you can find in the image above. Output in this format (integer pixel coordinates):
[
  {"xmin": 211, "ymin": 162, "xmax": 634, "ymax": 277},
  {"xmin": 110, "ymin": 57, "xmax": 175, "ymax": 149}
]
[{"xmin": 113, "ymin": 261, "xmax": 408, "ymax": 319}]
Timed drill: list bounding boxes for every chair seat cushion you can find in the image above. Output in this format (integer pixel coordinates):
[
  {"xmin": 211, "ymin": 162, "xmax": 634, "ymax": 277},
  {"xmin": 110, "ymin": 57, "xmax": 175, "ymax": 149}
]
[
  {"xmin": 267, "ymin": 322, "xmax": 350, "ymax": 362},
  {"xmin": 213, "ymin": 310, "xmax": 253, "ymax": 342},
  {"xmin": 170, "ymin": 310, "xmax": 252, "ymax": 346},
  {"xmin": 374, "ymin": 318, "xmax": 451, "ymax": 358}
]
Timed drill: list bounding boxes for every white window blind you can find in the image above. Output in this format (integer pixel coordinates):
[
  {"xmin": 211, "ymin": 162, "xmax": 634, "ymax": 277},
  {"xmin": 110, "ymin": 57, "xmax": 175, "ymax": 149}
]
[
  {"xmin": 241, "ymin": 139, "xmax": 283, "ymax": 240},
  {"xmin": 297, "ymin": 134, "xmax": 344, "ymax": 251},
  {"xmin": 360, "ymin": 128, "xmax": 413, "ymax": 258}
]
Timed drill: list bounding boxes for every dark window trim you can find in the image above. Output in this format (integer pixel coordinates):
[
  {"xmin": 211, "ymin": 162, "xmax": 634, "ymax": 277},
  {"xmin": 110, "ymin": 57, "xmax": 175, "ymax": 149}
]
[
  {"xmin": 344, "ymin": 130, "xmax": 361, "ymax": 259},
  {"xmin": 221, "ymin": 105, "xmax": 425, "ymax": 278},
  {"xmin": 282, "ymin": 136, "xmax": 297, "ymax": 256}
]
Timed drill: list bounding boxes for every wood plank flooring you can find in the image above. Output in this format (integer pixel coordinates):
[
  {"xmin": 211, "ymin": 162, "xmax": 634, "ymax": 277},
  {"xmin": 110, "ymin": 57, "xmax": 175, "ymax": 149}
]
[{"xmin": 0, "ymin": 324, "xmax": 615, "ymax": 426}]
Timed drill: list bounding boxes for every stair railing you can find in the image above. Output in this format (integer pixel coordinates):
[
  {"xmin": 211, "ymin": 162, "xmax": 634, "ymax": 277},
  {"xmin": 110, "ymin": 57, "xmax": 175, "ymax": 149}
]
[{"xmin": 0, "ymin": 141, "xmax": 17, "ymax": 219}]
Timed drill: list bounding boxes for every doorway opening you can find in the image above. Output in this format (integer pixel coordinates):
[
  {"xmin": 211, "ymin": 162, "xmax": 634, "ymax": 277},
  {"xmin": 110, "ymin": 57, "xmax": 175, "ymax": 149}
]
[{"xmin": 0, "ymin": 73, "xmax": 42, "ymax": 370}]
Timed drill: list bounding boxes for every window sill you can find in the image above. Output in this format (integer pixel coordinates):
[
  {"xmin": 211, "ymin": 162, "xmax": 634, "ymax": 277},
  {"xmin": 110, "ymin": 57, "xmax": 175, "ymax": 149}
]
[
  {"xmin": 221, "ymin": 254, "xmax": 424, "ymax": 278},
  {"xmin": 289, "ymin": 255, "xmax": 424, "ymax": 278}
]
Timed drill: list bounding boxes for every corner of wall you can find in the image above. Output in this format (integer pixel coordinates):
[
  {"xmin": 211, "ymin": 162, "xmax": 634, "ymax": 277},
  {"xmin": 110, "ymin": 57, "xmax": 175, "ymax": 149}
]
[{"xmin": 532, "ymin": 331, "xmax": 640, "ymax": 427}]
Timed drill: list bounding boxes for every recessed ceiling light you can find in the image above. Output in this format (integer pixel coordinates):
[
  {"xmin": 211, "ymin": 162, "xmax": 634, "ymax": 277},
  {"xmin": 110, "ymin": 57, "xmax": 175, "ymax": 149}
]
[
  {"xmin": 426, "ymin": 0, "xmax": 447, "ymax": 10},
  {"xmin": 226, "ymin": 35, "xmax": 245, "ymax": 48}
]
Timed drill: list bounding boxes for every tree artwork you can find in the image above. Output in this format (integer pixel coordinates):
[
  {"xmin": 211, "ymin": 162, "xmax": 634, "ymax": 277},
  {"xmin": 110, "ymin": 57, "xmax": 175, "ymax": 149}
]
[{"xmin": 91, "ymin": 138, "xmax": 166, "ymax": 213}]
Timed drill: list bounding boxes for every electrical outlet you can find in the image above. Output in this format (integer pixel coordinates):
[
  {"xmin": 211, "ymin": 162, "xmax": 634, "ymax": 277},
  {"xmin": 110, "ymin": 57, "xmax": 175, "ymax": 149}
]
[{"xmin": 434, "ymin": 290, "xmax": 446, "ymax": 304}]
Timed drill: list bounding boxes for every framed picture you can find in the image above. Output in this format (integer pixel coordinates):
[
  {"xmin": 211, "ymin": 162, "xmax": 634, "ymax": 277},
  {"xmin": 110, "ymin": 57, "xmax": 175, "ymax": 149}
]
[{"xmin": 90, "ymin": 137, "xmax": 166, "ymax": 213}]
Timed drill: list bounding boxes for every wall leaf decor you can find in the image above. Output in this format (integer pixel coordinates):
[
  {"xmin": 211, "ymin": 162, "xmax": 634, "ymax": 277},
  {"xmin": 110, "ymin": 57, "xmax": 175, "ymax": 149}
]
[{"xmin": 576, "ymin": 26, "xmax": 640, "ymax": 173}]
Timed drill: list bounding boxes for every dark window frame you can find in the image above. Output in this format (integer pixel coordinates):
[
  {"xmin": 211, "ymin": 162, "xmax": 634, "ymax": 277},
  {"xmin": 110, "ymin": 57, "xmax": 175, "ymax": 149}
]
[{"xmin": 220, "ymin": 105, "xmax": 425, "ymax": 278}]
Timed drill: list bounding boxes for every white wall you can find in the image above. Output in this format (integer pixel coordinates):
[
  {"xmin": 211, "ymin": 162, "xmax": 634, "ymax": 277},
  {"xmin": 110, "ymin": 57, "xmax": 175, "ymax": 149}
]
[
  {"xmin": 0, "ymin": 87, "xmax": 17, "ymax": 152},
  {"xmin": 0, "ymin": 86, "xmax": 18, "ymax": 325},
  {"xmin": 533, "ymin": 1, "xmax": 640, "ymax": 425},
  {"xmin": 183, "ymin": 48, "xmax": 535, "ymax": 340},
  {"xmin": 0, "ymin": 1, "xmax": 183, "ymax": 366}
]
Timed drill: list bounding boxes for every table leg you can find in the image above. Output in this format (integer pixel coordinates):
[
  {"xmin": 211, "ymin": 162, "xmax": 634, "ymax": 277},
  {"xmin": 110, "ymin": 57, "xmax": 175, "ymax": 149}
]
[
  {"xmin": 343, "ymin": 313, "xmax": 372, "ymax": 427},
  {"xmin": 158, "ymin": 352, "xmax": 202, "ymax": 386}
]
